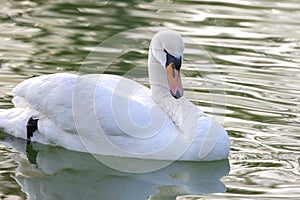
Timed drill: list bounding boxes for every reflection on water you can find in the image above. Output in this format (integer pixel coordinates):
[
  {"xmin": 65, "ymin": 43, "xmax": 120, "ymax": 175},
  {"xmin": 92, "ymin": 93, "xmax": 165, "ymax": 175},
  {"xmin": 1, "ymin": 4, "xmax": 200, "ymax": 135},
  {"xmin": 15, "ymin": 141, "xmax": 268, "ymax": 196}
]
[
  {"xmin": 0, "ymin": 133, "xmax": 229, "ymax": 200},
  {"xmin": 0, "ymin": 0, "xmax": 300, "ymax": 199}
]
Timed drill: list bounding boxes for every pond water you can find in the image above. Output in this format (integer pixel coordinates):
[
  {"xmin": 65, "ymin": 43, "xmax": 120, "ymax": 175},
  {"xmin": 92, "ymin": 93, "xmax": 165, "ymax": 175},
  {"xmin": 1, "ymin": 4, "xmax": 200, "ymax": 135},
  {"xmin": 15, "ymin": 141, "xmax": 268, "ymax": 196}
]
[{"xmin": 0, "ymin": 0, "xmax": 300, "ymax": 199}]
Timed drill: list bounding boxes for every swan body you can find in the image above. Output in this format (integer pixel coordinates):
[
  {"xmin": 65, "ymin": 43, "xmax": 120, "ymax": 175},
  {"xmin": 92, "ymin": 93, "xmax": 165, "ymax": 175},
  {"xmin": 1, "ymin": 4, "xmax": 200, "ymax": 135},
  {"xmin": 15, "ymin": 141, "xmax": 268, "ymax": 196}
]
[{"xmin": 0, "ymin": 30, "xmax": 230, "ymax": 161}]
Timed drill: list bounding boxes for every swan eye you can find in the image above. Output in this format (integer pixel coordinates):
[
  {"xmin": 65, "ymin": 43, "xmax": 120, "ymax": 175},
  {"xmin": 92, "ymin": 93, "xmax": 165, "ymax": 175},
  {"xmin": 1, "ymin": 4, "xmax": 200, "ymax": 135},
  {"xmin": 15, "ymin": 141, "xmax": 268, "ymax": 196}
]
[{"xmin": 164, "ymin": 49, "xmax": 182, "ymax": 70}]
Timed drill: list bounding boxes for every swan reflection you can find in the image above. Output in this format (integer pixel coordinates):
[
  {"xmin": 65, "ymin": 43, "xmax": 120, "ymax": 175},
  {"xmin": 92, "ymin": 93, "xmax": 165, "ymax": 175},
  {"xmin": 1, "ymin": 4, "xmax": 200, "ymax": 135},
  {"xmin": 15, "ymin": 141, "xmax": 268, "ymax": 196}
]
[{"xmin": 1, "ymin": 134, "xmax": 230, "ymax": 200}]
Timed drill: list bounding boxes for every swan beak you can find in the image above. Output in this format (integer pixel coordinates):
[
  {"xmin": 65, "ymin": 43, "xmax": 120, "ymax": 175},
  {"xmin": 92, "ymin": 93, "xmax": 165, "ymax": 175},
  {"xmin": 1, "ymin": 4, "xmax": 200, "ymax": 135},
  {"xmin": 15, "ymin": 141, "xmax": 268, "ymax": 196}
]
[{"xmin": 166, "ymin": 63, "xmax": 183, "ymax": 99}]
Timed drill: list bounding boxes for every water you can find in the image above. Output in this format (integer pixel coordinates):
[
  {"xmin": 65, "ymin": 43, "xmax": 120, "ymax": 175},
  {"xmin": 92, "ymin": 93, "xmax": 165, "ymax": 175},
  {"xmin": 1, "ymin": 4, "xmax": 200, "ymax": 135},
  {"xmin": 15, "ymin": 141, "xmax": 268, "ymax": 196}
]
[{"xmin": 0, "ymin": 0, "xmax": 300, "ymax": 199}]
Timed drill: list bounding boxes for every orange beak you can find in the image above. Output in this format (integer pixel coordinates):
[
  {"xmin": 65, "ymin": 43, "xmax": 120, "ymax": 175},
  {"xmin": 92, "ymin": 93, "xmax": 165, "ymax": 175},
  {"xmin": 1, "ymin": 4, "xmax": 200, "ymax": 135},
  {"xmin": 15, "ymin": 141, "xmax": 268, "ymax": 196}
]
[{"xmin": 166, "ymin": 63, "xmax": 183, "ymax": 99}]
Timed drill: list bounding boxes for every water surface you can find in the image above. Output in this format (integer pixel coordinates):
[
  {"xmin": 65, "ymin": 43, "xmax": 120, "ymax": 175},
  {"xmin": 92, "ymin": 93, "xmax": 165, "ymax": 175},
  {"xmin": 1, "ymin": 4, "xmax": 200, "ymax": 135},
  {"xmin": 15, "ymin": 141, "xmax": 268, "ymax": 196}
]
[{"xmin": 0, "ymin": 0, "xmax": 300, "ymax": 199}]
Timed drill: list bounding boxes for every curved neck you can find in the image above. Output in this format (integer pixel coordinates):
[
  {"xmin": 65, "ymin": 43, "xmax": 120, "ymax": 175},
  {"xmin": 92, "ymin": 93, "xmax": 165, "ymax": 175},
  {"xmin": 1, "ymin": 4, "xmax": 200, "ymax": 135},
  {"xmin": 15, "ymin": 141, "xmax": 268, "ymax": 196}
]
[
  {"xmin": 148, "ymin": 47, "xmax": 201, "ymax": 128},
  {"xmin": 148, "ymin": 49, "xmax": 169, "ymax": 103}
]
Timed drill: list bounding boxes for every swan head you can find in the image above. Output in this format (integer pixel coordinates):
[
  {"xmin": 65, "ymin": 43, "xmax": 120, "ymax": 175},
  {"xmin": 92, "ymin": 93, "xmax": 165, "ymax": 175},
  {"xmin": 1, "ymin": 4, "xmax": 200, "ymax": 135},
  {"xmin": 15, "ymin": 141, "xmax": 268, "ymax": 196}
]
[{"xmin": 149, "ymin": 30, "xmax": 184, "ymax": 99}]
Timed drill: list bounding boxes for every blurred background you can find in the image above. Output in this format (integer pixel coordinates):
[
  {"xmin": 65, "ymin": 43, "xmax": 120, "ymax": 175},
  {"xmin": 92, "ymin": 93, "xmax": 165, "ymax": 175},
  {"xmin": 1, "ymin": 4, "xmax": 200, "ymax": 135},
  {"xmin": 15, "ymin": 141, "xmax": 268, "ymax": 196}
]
[{"xmin": 0, "ymin": 0, "xmax": 300, "ymax": 199}]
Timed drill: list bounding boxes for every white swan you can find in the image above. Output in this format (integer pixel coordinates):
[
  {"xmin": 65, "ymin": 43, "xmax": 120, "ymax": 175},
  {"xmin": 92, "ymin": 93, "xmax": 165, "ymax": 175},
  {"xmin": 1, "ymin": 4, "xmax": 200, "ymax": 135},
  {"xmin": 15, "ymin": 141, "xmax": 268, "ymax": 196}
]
[{"xmin": 0, "ymin": 30, "xmax": 230, "ymax": 161}]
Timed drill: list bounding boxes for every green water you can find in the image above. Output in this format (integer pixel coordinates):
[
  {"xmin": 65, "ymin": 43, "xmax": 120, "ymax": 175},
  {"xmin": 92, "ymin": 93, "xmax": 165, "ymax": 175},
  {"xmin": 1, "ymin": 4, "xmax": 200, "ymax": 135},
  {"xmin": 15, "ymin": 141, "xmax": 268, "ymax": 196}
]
[{"xmin": 0, "ymin": 0, "xmax": 300, "ymax": 199}]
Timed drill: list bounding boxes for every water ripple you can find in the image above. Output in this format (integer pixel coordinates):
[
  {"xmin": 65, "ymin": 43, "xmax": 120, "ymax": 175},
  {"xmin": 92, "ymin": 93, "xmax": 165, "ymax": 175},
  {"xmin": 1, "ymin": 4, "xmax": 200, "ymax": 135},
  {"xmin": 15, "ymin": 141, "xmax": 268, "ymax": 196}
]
[
  {"xmin": 0, "ymin": 0, "xmax": 300, "ymax": 199},
  {"xmin": 0, "ymin": 145, "xmax": 24, "ymax": 199}
]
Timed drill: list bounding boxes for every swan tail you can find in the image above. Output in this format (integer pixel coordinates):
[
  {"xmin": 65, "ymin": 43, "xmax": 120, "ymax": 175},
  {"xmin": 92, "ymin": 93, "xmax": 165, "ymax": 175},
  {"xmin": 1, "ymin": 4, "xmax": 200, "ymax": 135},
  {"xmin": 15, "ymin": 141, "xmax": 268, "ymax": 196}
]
[
  {"xmin": 0, "ymin": 108, "xmax": 31, "ymax": 140},
  {"xmin": 0, "ymin": 107, "xmax": 86, "ymax": 152}
]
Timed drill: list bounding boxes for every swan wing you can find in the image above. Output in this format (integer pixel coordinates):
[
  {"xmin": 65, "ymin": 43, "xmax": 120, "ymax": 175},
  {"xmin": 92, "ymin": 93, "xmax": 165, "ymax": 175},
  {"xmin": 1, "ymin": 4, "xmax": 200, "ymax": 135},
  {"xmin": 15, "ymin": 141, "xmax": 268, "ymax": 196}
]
[
  {"xmin": 12, "ymin": 73, "xmax": 79, "ymax": 133},
  {"xmin": 12, "ymin": 73, "xmax": 174, "ymax": 135},
  {"xmin": 10, "ymin": 73, "xmax": 179, "ymax": 157}
]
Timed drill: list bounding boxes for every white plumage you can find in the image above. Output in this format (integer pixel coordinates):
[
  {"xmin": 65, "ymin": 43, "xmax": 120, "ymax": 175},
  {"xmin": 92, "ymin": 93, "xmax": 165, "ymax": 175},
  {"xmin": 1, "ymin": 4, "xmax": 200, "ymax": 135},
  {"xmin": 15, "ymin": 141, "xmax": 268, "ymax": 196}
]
[{"xmin": 0, "ymin": 30, "xmax": 230, "ymax": 161}]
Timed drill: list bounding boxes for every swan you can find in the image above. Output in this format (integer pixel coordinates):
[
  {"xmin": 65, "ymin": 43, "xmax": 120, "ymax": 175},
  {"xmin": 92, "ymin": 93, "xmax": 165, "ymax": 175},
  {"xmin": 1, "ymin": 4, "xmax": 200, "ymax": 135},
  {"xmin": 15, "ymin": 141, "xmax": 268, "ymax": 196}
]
[{"xmin": 0, "ymin": 30, "xmax": 230, "ymax": 161}]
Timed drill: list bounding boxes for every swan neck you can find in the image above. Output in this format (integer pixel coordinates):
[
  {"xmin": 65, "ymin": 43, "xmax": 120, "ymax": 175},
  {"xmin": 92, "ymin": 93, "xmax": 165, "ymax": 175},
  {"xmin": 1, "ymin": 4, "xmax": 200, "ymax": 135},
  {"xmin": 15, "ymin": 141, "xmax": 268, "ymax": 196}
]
[
  {"xmin": 148, "ymin": 49, "xmax": 170, "ymax": 103},
  {"xmin": 148, "ymin": 49, "xmax": 196, "ymax": 127}
]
